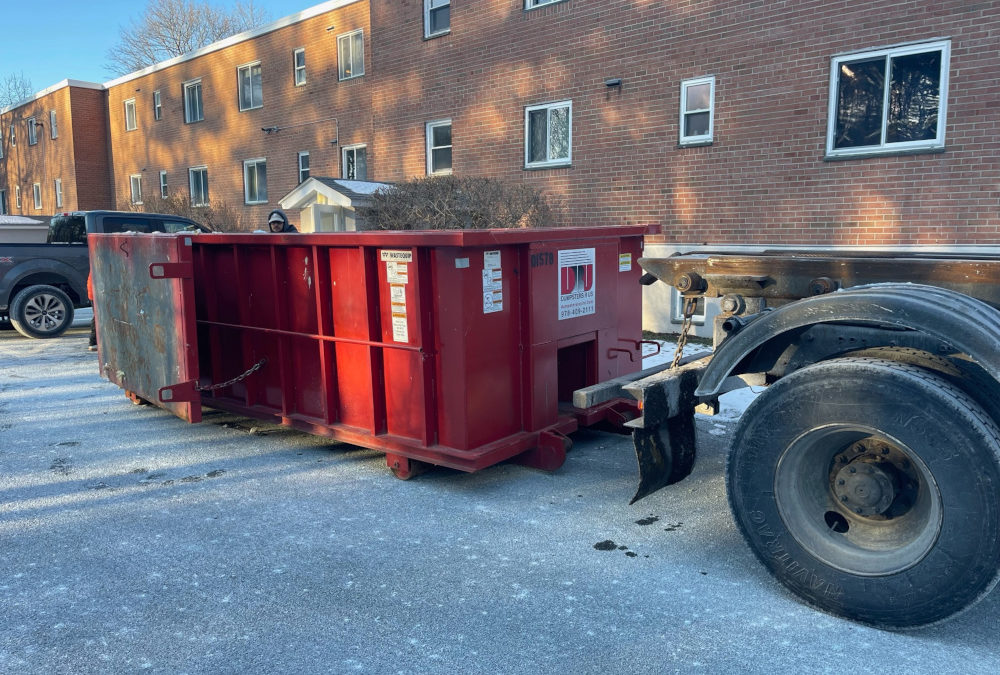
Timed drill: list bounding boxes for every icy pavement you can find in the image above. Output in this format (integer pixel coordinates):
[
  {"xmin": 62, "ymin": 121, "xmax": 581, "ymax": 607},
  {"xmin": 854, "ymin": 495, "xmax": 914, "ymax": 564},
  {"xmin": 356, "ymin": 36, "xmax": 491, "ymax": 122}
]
[{"xmin": 0, "ymin": 327, "xmax": 997, "ymax": 673}]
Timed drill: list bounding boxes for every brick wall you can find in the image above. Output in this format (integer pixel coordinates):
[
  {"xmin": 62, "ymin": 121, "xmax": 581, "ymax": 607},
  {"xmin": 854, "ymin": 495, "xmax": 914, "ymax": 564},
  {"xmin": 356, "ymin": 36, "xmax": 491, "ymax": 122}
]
[
  {"xmin": 69, "ymin": 87, "xmax": 113, "ymax": 211},
  {"xmin": 105, "ymin": 0, "xmax": 371, "ymax": 229}
]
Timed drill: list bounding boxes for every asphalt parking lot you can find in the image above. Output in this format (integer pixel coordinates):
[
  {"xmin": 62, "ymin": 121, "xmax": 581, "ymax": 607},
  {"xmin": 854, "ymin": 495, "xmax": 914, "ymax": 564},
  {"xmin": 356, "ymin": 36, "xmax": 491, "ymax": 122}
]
[{"xmin": 1, "ymin": 313, "xmax": 999, "ymax": 673}]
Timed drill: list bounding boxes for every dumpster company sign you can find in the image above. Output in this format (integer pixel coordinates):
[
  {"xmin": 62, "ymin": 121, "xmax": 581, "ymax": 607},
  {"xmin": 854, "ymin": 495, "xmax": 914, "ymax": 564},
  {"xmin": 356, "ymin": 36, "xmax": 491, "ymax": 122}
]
[{"xmin": 558, "ymin": 248, "xmax": 596, "ymax": 320}]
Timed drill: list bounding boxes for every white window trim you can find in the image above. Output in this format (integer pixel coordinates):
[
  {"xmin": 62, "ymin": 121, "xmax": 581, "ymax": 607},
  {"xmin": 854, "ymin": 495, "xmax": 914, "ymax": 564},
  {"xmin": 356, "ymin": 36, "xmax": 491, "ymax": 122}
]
[
  {"xmin": 297, "ymin": 151, "xmax": 310, "ymax": 184},
  {"xmin": 49, "ymin": 110, "xmax": 58, "ymax": 139},
  {"xmin": 338, "ymin": 29, "xmax": 365, "ymax": 81},
  {"xmin": 0, "ymin": 128, "xmax": 4, "ymax": 158},
  {"xmin": 243, "ymin": 158, "xmax": 268, "ymax": 204},
  {"xmin": 525, "ymin": 0, "xmax": 566, "ymax": 9},
  {"xmin": 153, "ymin": 90, "xmax": 162, "ymax": 121},
  {"xmin": 424, "ymin": 0, "xmax": 450, "ymax": 38},
  {"xmin": 426, "ymin": 119, "xmax": 452, "ymax": 175},
  {"xmin": 826, "ymin": 39, "xmax": 950, "ymax": 158},
  {"xmin": 159, "ymin": 170, "xmax": 168, "ymax": 199},
  {"xmin": 679, "ymin": 75, "xmax": 715, "ymax": 146},
  {"xmin": 189, "ymin": 166, "xmax": 209, "ymax": 207},
  {"xmin": 15, "ymin": 186, "xmax": 22, "ymax": 208},
  {"xmin": 293, "ymin": 48, "xmax": 306, "ymax": 86},
  {"xmin": 183, "ymin": 79, "xmax": 203, "ymax": 123},
  {"xmin": 27, "ymin": 117, "xmax": 37, "ymax": 145},
  {"xmin": 124, "ymin": 99, "xmax": 137, "ymax": 131},
  {"xmin": 524, "ymin": 100, "xmax": 572, "ymax": 168},
  {"xmin": 341, "ymin": 144, "xmax": 367, "ymax": 180},
  {"xmin": 54, "ymin": 179, "xmax": 63, "ymax": 208},
  {"xmin": 129, "ymin": 174, "xmax": 143, "ymax": 205},
  {"xmin": 238, "ymin": 61, "xmax": 264, "ymax": 111},
  {"xmin": 32, "ymin": 183, "xmax": 42, "ymax": 210},
  {"xmin": 9, "ymin": 124, "xmax": 15, "ymax": 146},
  {"xmin": 0, "ymin": 189, "xmax": 7, "ymax": 215}
]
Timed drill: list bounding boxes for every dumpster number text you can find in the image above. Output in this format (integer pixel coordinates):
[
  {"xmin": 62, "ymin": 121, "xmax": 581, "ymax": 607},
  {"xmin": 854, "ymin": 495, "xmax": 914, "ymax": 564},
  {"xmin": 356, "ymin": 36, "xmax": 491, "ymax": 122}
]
[{"xmin": 531, "ymin": 252, "xmax": 554, "ymax": 268}]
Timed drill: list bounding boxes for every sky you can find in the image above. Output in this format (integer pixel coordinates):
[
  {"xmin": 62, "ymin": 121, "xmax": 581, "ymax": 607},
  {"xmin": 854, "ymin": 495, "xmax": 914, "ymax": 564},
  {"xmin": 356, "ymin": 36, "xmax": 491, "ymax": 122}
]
[{"xmin": 1, "ymin": 0, "xmax": 319, "ymax": 95}]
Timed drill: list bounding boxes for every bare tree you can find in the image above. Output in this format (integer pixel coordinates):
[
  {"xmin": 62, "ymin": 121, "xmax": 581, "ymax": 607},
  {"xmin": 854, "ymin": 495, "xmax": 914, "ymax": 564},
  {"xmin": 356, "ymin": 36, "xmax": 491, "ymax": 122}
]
[
  {"xmin": 106, "ymin": 0, "xmax": 271, "ymax": 76},
  {"xmin": 0, "ymin": 72, "xmax": 34, "ymax": 109}
]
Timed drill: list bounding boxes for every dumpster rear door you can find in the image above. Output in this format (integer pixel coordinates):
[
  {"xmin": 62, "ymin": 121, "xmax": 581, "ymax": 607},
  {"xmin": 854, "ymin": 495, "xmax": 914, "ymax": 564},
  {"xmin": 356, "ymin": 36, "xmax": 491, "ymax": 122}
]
[{"xmin": 90, "ymin": 233, "xmax": 202, "ymax": 422}]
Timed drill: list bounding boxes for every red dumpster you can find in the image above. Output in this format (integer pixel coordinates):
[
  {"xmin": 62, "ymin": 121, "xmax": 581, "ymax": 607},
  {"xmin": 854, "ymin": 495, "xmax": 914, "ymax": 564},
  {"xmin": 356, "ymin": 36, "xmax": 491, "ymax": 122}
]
[{"xmin": 89, "ymin": 226, "xmax": 647, "ymax": 477}]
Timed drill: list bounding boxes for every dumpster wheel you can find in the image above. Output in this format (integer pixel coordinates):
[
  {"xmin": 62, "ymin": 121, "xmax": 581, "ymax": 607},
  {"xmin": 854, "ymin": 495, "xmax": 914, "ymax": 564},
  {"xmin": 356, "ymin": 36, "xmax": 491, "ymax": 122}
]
[
  {"xmin": 387, "ymin": 454, "xmax": 430, "ymax": 480},
  {"xmin": 726, "ymin": 358, "xmax": 1000, "ymax": 628}
]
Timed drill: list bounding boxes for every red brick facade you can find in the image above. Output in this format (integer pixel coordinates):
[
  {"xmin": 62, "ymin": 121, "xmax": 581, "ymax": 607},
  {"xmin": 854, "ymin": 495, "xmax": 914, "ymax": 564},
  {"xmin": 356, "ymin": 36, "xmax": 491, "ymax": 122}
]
[{"xmin": 3, "ymin": 0, "xmax": 999, "ymax": 244}]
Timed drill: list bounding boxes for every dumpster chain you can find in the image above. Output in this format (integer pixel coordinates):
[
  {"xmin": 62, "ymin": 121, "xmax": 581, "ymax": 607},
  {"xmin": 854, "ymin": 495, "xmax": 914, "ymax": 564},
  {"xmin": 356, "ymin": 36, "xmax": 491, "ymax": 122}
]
[
  {"xmin": 197, "ymin": 358, "xmax": 268, "ymax": 392},
  {"xmin": 669, "ymin": 296, "xmax": 699, "ymax": 369}
]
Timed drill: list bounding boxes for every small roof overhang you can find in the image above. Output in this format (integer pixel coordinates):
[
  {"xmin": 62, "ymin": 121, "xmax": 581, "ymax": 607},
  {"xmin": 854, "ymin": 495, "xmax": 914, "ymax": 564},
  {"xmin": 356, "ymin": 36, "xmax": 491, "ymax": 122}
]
[{"xmin": 279, "ymin": 177, "xmax": 392, "ymax": 210}]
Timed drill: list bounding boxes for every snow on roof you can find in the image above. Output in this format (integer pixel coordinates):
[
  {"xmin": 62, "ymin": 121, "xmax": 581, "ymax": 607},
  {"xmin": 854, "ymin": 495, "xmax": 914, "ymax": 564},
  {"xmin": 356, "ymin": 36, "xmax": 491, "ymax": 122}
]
[
  {"xmin": 331, "ymin": 179, "xmax": 391, "ymax": 195},
  {"xmin": 0, "ymin": 215, "xmax": 45, "ymax": 226}
]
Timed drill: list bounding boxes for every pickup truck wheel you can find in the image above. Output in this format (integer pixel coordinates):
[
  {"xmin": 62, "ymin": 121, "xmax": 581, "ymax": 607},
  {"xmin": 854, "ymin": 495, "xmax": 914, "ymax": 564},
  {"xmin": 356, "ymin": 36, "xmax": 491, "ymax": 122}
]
[
  {"xmin": 727, "ymin": 358, "xmax": 1000, "ymax": 628},
  {"xmin": 9, "ymin": 285, "xmax": 75, "ymax": 339}
]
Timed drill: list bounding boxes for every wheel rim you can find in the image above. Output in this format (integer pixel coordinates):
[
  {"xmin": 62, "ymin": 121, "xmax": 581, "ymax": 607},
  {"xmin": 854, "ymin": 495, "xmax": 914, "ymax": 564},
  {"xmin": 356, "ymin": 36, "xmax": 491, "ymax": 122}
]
[
  {"xmin": 774, "ymin": 424, "xmax": 942, "ymax": 576},
  {"xmin": 23, "ymin": 293, "xmax": 68, "ymax": 334}
]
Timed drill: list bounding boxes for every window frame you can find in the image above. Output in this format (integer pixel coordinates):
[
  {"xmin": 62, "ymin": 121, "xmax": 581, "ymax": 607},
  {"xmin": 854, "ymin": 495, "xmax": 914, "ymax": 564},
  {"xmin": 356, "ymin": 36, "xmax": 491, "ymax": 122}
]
[
  {"xmin": 238, "ymin": 61, "xmax": 264, "ymax": 111},
  {"xmin": 679, "ymin": 75, "xmax": 715, "ymax": 146},
  {"xmin": 49, "ymin": 110, "xmax": 58, "ymax": 139},
  {"xmin": 153, "ymin": 90, "xmax": 162, "ymax": 121},
  {"xmin": 525, "ymin": 0, "xmax": 567, "ymax": 9},
  {"xmin": 0, "ymin": 127, "xmax": 4, "ymax": 159},
  {"xmin": 183, "ymin": 79, "xmax": 204, "ymax": 124},
  {"xmin": 9, "ymin": 124, "xmax": 15, "ymax": 146},
  {"xmin": 337, "ymin": 29, "xmax": 365, "ymax": 81},
  {"xmin": 826, "ymin": 39, "xmax": 950, "ymax": 158},
  {"xmin": 424, "ymin": 0, "xmax": 450, "ymax": 38},
  {"xmin": 341, "ymin": 144, "xmax": 368, "ymax": 180},
  {"xmin": 298, "ymin": 151, "xmax": 310, "ymax": 184},
  {"xmin": 27, "ymin": 117, "xmax": 37, "ymax": 145},
  {"xmin": 293, "ymin": 48, "xmax": 307, "ymax": 86},
  {"xmin": 54, "ymin": 178, "xmax": 63, "ymax": 208},
  {"xmin": 159, "ymin": 170, "xmax": 168, "ymax": 199},
  {"xmin": 0, "ymin": 189, "xmax": 7, "ymax": 215},
  {"xmin": 124, "ymin": 99, "xmax": 137, "ymax": 132},
  {"xmin": 524, "ymin": 100, "xmax": 572, "ymax": 169},
  {"xmin": 15, "ymin": 186, "xmax": 22, "ymax": 208},
  {"xmin": 189, "ymin": 166, "xmax": 209, "ymax": 207},
  {"xmin": 32, "ymin": 182, "xmax": 42, "ymax": 210},
  {"xmin": 129, "ymin": 174, "xmax": 143, "ymax": 205},
  {"xmin": 243, "ymin": 158, "xmax": 268, "ymax": 205},
  {"xmin": 426, "ymin": 118, "xmax": 453, "ymax": 175}
]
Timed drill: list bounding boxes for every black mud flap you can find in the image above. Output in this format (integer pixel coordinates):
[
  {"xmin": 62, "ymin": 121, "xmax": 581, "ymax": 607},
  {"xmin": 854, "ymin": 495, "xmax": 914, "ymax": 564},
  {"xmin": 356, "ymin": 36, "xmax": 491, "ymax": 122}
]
[{"xmin": 630, "ymin": 413, "xmax": 697, "ymax": 504}]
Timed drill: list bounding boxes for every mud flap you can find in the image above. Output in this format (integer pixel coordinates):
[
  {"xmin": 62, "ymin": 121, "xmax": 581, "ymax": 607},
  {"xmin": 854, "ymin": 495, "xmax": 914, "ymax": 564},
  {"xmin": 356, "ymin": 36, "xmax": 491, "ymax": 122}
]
[{"xmin": 629, "ymin": 413, "xmax": 697, "ymax": 504}]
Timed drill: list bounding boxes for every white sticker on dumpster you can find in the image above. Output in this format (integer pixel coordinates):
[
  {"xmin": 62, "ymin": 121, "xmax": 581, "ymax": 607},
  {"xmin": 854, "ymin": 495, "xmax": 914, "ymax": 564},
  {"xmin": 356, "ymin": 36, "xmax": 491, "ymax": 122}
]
[
  {"xmin": 385, "ymin": 261, "xmax": 409, "ymax": 284},
  {"xmin": 619, "ymin": 253, "xmax": 632, "ymax": 272},
  {"xmin": 484, "ymin": 250, "xmax": 501, "ymax": 270},
  {"xmin": 392, "ymin": 316, "xmax": 409, "ymax": 343},
  {"xmin": 380, "ymin": 250, "xmax": 413, "ymax": 262},
  {"xmin": 558, "ymin": 248, "xmax": 596, "ymax": 320},
  {"xmin": 482, "ymin": 267, "xmax": 503, "ymax": 314}
]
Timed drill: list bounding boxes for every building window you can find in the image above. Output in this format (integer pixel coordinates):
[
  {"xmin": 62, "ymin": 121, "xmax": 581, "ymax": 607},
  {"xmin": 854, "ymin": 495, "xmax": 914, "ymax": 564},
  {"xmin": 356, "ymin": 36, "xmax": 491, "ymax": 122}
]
[
  {"xmin": 0, "ymin": 190, "xmax": 7, "ymax": 215},
  {"xmin": 426, "ymin": 119, "xmax": 452, "ymax": 175},
  {"xmin": 0, "ymin": 128, "xmax": 4, "ymax": 158},
  {"xmin": 525, "ymin": 100, "xmax": 571, "ymax": 168},
  {"xmin": 293, "ymin": 48, "xmax": 306, "ymax": 86},
  {"xmin": 10, "ymin": 124, "xmax": 15, "ymax": 146},
  {"xmin": 341, "ymin": 144, "xmax": 367, "ymax": 180},
  {"xmin": 189, "ymin": 167, "xmax": 209, "ymax": 206},
  {"xmin": 243, "ymin": 158, "xmax": 267, "ymax": 204},
  {"xmin": 159, "ymin": 171, "xmax": 168, "ymax": 198},
  {"xmin": 184, "ymin": 79, "xmax": 203, "ymax": 123},
  {"xmin": 15, "ymin": 186, "xmax": 22, "ymax": 209},
  {"xmin": 49, "ymin": 110, "xmax": 58, "ymax": 139},
  {"xmin": 338, "ymin": 30, "xmax": 365, "ymax": 80},
  {"xmin": 526, "ymin": 0, "xmax": 565, "ymax": 8},
  {"xmin": 238, "ymin": 62, "xmax": 263, "ymax": 111},
  {"xmin": 54, "ymin": 179, "xmax": 63, "ymax": 208},
  {"xmin": 424, "ymin": 0, "xmax": 450, "ymax": 38},
  {"xmin": 124, "ymin": 99, "xmax": 137, "ymax": 131},
  {"xmin": 679, "ymin": 76, "xmax": 715, "ymax": 146},
  {"xmin": 32, "ymin": 183, "xmax": 42, "ymax": 210},
  {"xmin": 27, "ymin": 117, "xmax": 37, "ymax": 145},
  {"xmin": 670, "ymin": 287, "xmax": 707, "ymax": 325},
  {"xmin": 828, "ymin": 40, "xmax": 950, "ymax": 157},
  {"xmin": 298, "ymin": 151, "xmax": 310, "ymax": 184},
  {"xmin": 130, "ymin": 174, "xmax": 143, "ymax": 205},
  {"xmin": 153, "ymin": 90, "xmax": 162, "ymax": 120}
]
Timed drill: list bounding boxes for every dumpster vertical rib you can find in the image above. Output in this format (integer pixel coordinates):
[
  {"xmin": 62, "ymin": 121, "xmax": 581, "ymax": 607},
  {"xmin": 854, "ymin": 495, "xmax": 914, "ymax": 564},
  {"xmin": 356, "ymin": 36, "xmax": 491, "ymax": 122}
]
[
  {"xmin": 312, "ymin": 244, "xmax": 335, "ymax": 425},
  {"xmin": 366, "ymin": 245, "xmax": 388, "ymax": 435},
  {"xmin": 270, "ymin": 244, "xmax": 290, "ymax": 417},
  {"xmin": 416, "ymin": 246, "xmax": 437, "ymax": 447}
]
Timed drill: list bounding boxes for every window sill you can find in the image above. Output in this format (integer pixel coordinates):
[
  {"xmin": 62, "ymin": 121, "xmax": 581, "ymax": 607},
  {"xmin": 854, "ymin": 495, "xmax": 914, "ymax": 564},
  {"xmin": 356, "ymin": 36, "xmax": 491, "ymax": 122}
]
[
  {"xmin": 524, "ymin": 162, "xmax": 571, "ymax": 171},
  {"xmin": 424, "ymin": 29, "xmax": 451, "ymax": 41},
  {"xmin": 239, "ymin": 105, "xmax": 263, "ymax": 113},
  {"xmin": 245, "ymin": 200, "xmax": 268, "ymax": 205},
  {"xmin": 678, "ymin": 139, "xmax": 713, "ymax": 149},
  {"xmin": 185, "ymin": 119, "xmax": 204, "ymax": 125},
  {"xmin": 525, "ymin": 0, "xmax": 570, "ymax": 11},
  {"xmin": 824, "ymin": 145, "xmax": 945, "ymax": 161},
  {"xmin": 339, "ymin": 74, "xmax": 365, "ymax": 82}
]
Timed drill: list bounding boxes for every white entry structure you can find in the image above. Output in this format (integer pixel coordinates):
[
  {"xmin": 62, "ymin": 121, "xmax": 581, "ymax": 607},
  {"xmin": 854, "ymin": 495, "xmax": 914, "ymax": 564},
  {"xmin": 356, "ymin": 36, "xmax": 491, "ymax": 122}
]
[
  {"xmin": 278, "ymin": 178, "xmax": 390, "ymax": 233},
  {"xmin": 0, "ymin": 215, "xmax": 48, "ymax": 243}
]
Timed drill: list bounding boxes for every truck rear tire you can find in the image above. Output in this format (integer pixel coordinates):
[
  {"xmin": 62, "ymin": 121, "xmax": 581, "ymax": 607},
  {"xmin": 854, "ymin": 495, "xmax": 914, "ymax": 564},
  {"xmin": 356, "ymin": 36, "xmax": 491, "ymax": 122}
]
[
  {"xmin": 9, "ymin": 285, "xmax": 75, "ymax": 339},
  {"xmin": 727, "ymin": 358, "xmax": 1000, "ymax": 628}
]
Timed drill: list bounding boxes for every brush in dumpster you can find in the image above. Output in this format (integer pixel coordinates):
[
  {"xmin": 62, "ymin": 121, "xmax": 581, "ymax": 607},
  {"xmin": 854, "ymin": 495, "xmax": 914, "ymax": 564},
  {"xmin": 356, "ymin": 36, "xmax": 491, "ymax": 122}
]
[{"xmin": 88, "ymin": 227, "xmax": 653, "ymax": 477}]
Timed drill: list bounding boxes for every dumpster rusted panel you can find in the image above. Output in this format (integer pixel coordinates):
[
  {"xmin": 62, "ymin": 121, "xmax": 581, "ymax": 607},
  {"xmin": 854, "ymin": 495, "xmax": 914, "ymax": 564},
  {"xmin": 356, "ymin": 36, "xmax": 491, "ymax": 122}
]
[{"xmin": 89, "ymin": 233, "xmax": 202, "ymax": 422}]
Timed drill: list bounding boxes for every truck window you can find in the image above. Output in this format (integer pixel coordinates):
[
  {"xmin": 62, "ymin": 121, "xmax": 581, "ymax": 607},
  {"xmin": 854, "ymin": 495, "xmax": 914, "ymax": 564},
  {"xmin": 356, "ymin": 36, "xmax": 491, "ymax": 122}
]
[
  {"xmin": 102, "ymin": 216, "xmax": 153, "ymax": 233},
  {"xmin": 47, "ymin": 215, "xmax": 87, "ymax": 243}
]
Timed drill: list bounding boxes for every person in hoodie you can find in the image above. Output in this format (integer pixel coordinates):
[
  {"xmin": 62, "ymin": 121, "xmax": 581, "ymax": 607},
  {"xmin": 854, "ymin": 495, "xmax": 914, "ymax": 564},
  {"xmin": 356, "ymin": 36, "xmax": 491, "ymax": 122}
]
[{"xmin": 267, "ymin": 209, "xmax": 298, "ymax": 233}]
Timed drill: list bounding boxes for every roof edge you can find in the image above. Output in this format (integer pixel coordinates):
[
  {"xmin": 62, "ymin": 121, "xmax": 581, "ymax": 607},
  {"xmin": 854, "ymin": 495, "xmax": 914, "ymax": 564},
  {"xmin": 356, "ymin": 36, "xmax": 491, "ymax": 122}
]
[
  {"xmin": 1, "ymin": 79, "xmax": 104, "ymax": 115},
  {"xmin": 103, "ymin": 0, "xmax": 363, "ymax": 89}
]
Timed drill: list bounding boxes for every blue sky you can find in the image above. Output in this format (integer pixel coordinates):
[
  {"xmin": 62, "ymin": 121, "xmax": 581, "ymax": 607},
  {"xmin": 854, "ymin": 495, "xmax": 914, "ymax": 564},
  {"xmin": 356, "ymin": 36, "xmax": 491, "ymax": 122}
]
[{"xmin": 1, "ymin": 0, "xmax": 317, "ymax": 94}]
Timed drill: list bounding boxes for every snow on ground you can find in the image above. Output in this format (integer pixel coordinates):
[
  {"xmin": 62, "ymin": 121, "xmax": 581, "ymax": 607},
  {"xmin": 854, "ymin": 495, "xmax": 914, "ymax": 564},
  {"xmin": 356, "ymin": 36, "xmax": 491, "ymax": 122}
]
[{"xmin": 641, "ymin": 338, "xmax": 761, "ymax": 426}]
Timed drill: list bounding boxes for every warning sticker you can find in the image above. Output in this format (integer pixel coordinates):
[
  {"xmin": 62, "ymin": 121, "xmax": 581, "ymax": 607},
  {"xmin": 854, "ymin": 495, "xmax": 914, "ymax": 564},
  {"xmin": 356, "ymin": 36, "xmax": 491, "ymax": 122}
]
[
  {"xmin": 558, "ymin": 248, "xmax": 596, "ymax": 320},
  {"xmin": 386, "ymin": 261, "xmax": 409, "ymax": 285},
  {"xmin": 619, "ymin": 253, "xmax": 632, "ymax": 272},
  {"xmin": 392, "ymin": 316, "xmax": 409, "ymax": 343},
  {"xmin": 484, "ymin": 250, "xmax": 501, "ymax": 270},
  {"xmin": 483, "ymin": 268, "xmax": 503, "ymax": 313}
]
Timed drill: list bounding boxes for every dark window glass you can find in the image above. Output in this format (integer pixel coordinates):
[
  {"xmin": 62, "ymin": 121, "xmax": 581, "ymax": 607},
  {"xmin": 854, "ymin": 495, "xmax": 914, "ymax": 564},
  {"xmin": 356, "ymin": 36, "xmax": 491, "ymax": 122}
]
[
  {"xmin": 528, "ymin": 109, "xmax": 547, "ymax": 163},
  {"xmin": 834, "ymin": 57, "xmax": 886, "ymax": 149},
  {"xmin": 685, "ymin": 112, "xmax": 710, "ymax": 137},
  {"xmin": 887, "ymin": 51, "xmax": 941, "ymax": 144},
  {"xmin": 430, "ymin": 5, "xmax": 449, "ymax": 34}
]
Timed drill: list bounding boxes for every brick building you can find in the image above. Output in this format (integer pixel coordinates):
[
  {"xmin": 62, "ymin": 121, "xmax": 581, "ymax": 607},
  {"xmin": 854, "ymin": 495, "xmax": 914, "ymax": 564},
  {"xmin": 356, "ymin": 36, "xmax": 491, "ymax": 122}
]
[
  {"xmin": 0, "ymin": 80, "xmax": 111, "ymax": 216},
  {"xmin": 2, "ymin": 0, "xmax": 999, "ymax": 247}
]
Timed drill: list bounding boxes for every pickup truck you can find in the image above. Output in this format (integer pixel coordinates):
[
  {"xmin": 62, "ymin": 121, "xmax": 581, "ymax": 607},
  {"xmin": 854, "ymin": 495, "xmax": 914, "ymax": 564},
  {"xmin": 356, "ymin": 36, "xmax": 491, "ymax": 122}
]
[{"xmin": 0, "ymin": 211, "xmax": 210, "ymax": 338}]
